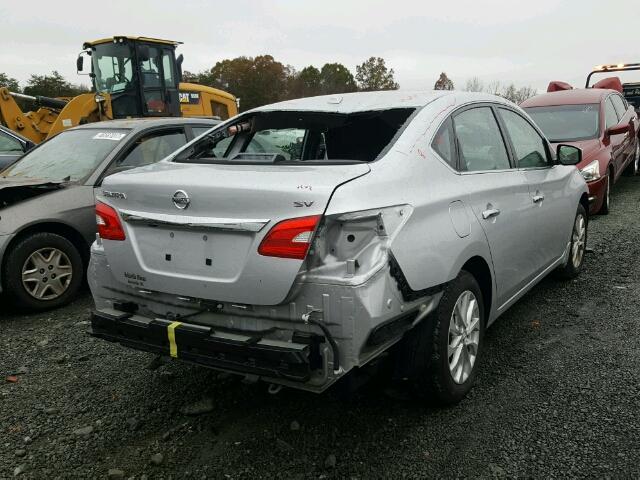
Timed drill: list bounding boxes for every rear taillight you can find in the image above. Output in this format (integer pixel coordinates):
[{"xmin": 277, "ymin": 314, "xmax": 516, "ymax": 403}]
[
  {"xmin": 96, "ymin": 202, "xmax": 126, "ymax": 241},
  {"xmin": 258, "ymin": 215, "xmax": 321, "ymax": 260}
]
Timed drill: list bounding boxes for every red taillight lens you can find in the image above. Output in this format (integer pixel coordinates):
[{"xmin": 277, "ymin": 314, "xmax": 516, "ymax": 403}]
[
  {"xmin": 96, "ymin": 202, "xmax": 126, "ymax": 241},
  {"xmin": 258, "ymin": 215, "xmax": 321, "ymax": 260}
]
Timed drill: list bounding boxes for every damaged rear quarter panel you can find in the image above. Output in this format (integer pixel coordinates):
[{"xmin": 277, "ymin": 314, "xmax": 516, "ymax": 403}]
[{"xmin": 324, "ymin": 97, "xmax": 494, "ymax": 308}]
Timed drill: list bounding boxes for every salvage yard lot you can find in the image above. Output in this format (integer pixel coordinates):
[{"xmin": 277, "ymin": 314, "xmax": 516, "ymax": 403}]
[{"xmin": 1, "ymin": 176, "xmax": 640, "ymax": 479}]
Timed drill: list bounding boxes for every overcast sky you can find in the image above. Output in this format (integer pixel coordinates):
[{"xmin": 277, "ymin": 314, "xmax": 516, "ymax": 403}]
[{"xmin": 2, "ymin": 0, "xmax": 638, "ymax": 93}]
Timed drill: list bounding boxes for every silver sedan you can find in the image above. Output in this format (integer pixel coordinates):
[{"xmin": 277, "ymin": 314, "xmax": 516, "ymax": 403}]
[{"xmin": 89, "ymin": 91, "xmax": 588, "ymax": 404}]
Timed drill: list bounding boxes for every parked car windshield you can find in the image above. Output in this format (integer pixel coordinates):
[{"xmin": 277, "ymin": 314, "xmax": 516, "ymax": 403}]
[
  {"xmin": 524, "ymin": 104, "xmax": 600, "ymax": 142},
  {"xmin": 177, "ymin": 109, "xmax": 415, "ymax": 164},
  {"xmin": 0, "ymin": 129, "xmax": 128, "ymax": 182}
]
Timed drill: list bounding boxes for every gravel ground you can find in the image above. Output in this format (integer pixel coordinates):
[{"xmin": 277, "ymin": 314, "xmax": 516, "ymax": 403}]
[{"xmin": 1, "ymin": 175, "xmax": 640, "ymax": 479}]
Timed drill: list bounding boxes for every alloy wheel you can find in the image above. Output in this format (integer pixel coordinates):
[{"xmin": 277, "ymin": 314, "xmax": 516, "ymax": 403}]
[
  {"xmin": 571, "ymin": 213, "xmax": 587, "ymax": 269},
  {"xmin": 448, "ymin": 290, "xmax": 480, "ymax": 384},
  {"xmin": 21, "ymin": 248, "xmax": 73, "ymax": 300}
]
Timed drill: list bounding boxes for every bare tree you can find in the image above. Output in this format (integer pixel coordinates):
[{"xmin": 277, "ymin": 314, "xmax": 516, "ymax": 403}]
[
  {"xmin": 501, "ymin": 84, "xmax": 518, "ymax": 103},
  {"xmin": 485, "ymin": 80, "xmax": 502, "ymax": 96},
  {"xmin": 513, "ymin": 86, "xmax": 537, "ymax": 104},
  {"xmin": 465, "ymin": 77, "xmax": 484, "ymax": 92}
]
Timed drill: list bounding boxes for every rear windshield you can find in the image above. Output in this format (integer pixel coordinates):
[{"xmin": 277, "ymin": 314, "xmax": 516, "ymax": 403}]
[
  {"xmin": 524, "ymin": 104, "xmax": 600, "ymax": 142},
  {"xmin": 1, "ymin": 128, "xmax": 128, "ymax": 182},
  {"xmin": 175, "ymin": 109, "xmax": 415, "ymax": 165}
]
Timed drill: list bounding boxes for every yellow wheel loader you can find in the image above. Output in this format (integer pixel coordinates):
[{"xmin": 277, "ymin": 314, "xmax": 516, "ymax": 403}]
[{"xmin": 0, "ymin": 36, "xmax": 238, "ymax": 144}]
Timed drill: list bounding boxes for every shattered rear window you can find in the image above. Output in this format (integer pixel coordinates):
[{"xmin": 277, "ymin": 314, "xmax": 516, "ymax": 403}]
[{"xmin": 175, "ymin": 109, "xmax": 415, "ymax": 164}]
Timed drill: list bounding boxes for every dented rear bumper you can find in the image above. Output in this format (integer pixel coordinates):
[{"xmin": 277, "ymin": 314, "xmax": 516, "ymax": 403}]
[
  {"xmin": 87, "ymin": 204, "xmax": 445, "ymax": 392},
  {"xmin": 90, "ymin": 309, "xmax": 321, "ymax": 382},
  {"xmin": 89, "ymin": 243, "xmax": 441, "ymax": 392}
]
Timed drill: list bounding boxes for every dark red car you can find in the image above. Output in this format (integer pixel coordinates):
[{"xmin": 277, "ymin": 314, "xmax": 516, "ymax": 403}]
[{"xmin": 522, "ymin": 88, "xmax": 639, "ymax": 214}]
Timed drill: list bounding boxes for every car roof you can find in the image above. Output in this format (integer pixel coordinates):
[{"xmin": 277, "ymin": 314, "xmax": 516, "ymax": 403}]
[
  {"xmin": 248, "ymin": 90, "xmax": 468, "ymax": 114},
  {"xmin": 71, "ymin": 117, "xmax": 219, "ymax": 133},
  {"xmin": 521, "ymin": 88, "xmax": 615, "ymax": 108},
  {"xmin": 249, "ymin": 90, "xmax": 516, "ymax": 114}
]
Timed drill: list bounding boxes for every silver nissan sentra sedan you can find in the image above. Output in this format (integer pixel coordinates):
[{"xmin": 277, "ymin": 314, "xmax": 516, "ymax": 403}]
[{"xmin": 88, "ymin": 91, "xmax": 588, "ymax": 404}]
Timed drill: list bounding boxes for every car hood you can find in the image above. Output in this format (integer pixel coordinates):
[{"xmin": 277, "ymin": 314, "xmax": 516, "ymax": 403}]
[
  {"xmin": 550, "ymin": 139, "xmax": 602, "ymax": 169},
  {"xmin": 0, "ymin": 177, "xmax": 67, "ymax": 210}
]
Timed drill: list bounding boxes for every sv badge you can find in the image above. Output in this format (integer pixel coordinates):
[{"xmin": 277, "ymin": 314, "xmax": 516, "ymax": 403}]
[{"xmin": 294, "ymin": 201, "xmax": 314, "ymax": 208}]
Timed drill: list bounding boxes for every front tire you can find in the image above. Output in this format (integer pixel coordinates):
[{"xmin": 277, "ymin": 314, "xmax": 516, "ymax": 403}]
[
  {"xmin": 3, "ymin": 233, "xmax": 83, "ymax": 311},
  {"xmin": 405, "ymin": 271, "xmax": 485, "ymax": 406},
  {"xmin": 556, "ymin": 204, "xmax": 588, "ymax": 280},
  {"xmin": 598, "ymin": 174, "xmax": 610, "ymax": 215}
]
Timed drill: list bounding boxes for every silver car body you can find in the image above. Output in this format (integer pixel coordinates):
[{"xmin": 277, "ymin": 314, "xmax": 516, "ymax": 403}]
[{"xmin": 89, "ymin": 91, "xmax": 588, "ymax": 392}]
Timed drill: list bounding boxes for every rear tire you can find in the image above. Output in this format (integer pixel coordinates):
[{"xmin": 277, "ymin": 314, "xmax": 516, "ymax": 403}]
[
  {"xmin": 556, "ymin": 204, "xmax": 587, "ymax": 280},
  {"xmin": 623, "ymin": 141, "xmax": 639, "ymax": 176},
  {"xmin": 3, "ymin": 233, "xmax": 83, "ymax": 311},
  {"xmin": 404, "ymin": 271, "xmax": 485, "ymax": 406}
]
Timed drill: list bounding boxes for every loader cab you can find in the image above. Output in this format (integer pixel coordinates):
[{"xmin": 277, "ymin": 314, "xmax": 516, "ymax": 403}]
[{"xmin": 81, "ymin": 36, "xmax": 182, "ymax": 119}]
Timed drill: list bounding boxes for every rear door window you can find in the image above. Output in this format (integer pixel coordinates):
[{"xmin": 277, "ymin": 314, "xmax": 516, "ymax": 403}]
[
  {"xmin": 452, "ymin": 107, "xmax": 511, "ymax": 172},
  {"xmin": 611, "ymin": 94, "xmax": 627, "ymax": 120},
  {"xmin": 109, "ymin": 128, "xmax": 187, "ymax": 173},
  {"xmin": 605, "ymin": 97, "xmax": 619, "ymax": 128},
  {"xmin": 431, "ymin": 118, "xmax": 456, "ymax": 169},
  {"xmin": 499, "ymin": 109, "xmax": 549, "ymax": 168}
]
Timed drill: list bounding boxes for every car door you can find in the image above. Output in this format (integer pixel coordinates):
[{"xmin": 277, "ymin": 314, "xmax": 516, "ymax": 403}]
[
  {"xmin": 0, "ymin": 129, "xmax": 26, "ymax": 170},
  {"xmin": 497, "ymin": 107, "xmax": 574, "ymax": 272},
  {"xmin": 452, "ymin": 105, "xmax": 536, "ymax": 308},
  {"xmin": 604, "ymin": 96, "xmax": 626, "ymax": 179},
  {"xmin": 611, "ymin": 93, "xmax": 635, "ymax": 168}
]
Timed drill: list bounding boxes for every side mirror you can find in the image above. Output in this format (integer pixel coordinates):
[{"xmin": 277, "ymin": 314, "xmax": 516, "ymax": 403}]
[
  {"xmin": 76, "ymin": 51, "xmax": 91, "ymax": 75},
  {"xmin": 607, "ymin": 122, "xmax": 631, "ymax": 137},
  {"xmin": 557, "ymin": 144, "xmax": 582, "ymax": 166}
]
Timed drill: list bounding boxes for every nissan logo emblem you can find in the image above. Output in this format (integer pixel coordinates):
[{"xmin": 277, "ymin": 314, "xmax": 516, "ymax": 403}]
[{"xmin": 172, "ymin": 190, "xmax": 191, "ymax": 210}]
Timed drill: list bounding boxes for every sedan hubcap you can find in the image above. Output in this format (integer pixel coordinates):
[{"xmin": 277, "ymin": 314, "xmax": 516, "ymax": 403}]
[
  {"xmin": 571, "ymin": 214, "xmax": 586, "ymax": 269},
  {"xmin": 21, "ymin": 248, "xmax": 73, "ymax": 300},
  {"xmin": 448, "ymin": 290, "xmax": 480, "ymax": 385}
]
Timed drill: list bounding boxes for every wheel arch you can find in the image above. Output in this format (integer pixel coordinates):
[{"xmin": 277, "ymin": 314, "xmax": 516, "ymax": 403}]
[
  {"xmin": 2, "ymin": 222, "xmax": 90, "ymax": 285},
  {"xmin": 460, "ymin": 255, "xmax": 493, "ymax": 322},
  {"xmin": 579, "ymin": 193, "xmax": 590, "ymax": 222}
]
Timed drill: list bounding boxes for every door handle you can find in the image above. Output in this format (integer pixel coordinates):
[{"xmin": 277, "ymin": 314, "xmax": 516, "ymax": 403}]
[
  {"xmin": 482, "ymin": 208, "xmax": 501, "ymax": 219},
  {"xmin": 532, "ymin": 194, "xmax": 545, "ymax": 203}
]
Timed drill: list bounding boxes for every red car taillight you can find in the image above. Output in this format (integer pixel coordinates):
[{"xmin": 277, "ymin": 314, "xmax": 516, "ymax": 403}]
[
  {"xmin": 258, "ymin": 215, "xmax": 321, "ymax": 260},
  {"xmin": 96, "ymin": 202, "xmax": 126, "ymax": 241}
]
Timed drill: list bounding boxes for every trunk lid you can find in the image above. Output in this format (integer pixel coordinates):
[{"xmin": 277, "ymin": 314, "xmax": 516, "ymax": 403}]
[{"xmin": 99, "ymin": 161, "xmax": 370, "ymax": 305}]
